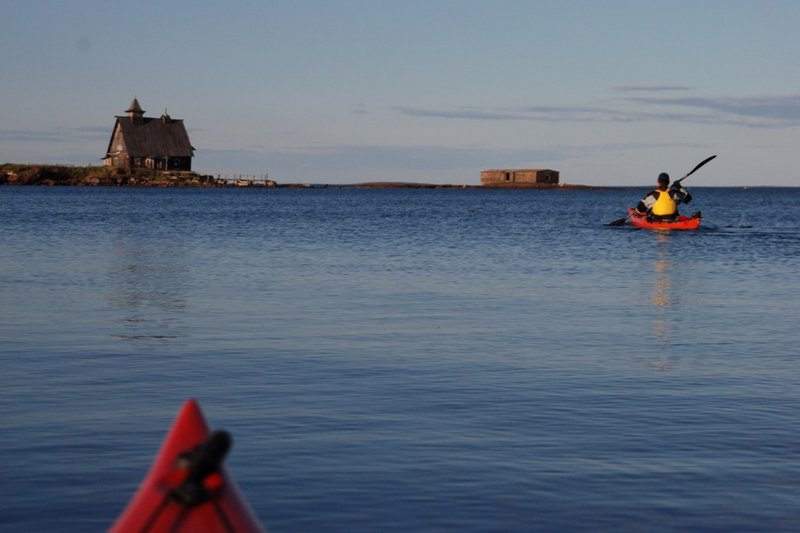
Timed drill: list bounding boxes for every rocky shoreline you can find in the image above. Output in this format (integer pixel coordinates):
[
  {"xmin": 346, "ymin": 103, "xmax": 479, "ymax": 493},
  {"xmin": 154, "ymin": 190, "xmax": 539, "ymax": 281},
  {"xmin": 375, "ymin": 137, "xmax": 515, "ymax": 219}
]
[
  {"xmin": 0, "ymin": 164, "xmax": 252, "ymax": 187},
  {"xmin": 1, "ymin": 164, "xmax": 605, "ymax": 189}
]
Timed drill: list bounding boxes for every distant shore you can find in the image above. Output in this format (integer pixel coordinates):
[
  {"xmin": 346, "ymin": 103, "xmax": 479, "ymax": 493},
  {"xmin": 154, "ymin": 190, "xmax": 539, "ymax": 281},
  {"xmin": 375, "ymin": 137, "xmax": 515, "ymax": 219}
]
[
  {"xmin": 0, "ymin": 163, "xmax": 606, "ymax": 189},
  {"xmin": 339, "ymin": 181, "xmax": 605, "ymax": 190}
]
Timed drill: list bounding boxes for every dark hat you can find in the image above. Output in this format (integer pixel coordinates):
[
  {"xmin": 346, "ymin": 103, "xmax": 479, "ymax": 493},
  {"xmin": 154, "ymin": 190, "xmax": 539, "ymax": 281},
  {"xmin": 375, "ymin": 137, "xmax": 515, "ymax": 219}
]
[{"xmin": 657, "ymin": 172, "xmax": 670, "ymax": 184}]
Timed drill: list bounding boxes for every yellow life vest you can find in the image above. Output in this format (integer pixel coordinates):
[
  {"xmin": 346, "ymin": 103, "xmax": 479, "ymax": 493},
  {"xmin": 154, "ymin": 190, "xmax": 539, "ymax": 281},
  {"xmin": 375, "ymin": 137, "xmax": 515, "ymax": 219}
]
[{"xmin": 651, "ymin": 189, "xmax": 677, "ymax": 216}]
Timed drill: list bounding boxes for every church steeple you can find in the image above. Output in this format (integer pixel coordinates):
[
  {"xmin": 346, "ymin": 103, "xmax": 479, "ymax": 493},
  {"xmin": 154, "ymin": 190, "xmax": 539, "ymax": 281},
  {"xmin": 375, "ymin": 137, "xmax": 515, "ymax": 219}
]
[{"xmin": 126, "ymin": 97, "xmax": 145, "ymax": 123}]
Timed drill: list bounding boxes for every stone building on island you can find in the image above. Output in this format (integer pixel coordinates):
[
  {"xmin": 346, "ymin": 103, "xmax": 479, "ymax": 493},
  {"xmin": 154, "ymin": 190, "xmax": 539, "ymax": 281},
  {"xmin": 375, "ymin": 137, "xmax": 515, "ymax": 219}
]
[
  {"xmin": 104, "ymin": 98, "xmax": 194, "ymax": 171},
  {"xmin": 480, "ymin": 168, "xmax": 559, "ymax": 187}
]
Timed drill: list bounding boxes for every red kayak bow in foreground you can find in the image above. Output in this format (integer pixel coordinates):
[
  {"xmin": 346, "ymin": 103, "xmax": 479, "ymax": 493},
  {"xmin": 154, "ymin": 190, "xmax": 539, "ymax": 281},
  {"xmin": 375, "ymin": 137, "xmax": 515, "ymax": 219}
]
[{"xmin": 111, "ymin": 399, "xmax": 266, "ymax": 532}]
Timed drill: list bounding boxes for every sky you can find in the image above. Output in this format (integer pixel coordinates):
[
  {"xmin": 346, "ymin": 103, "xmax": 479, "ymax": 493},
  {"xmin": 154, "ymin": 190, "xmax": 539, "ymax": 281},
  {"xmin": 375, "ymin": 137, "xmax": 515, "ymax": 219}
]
[{"xmin": 2, "ymin": 0, "xmax": 799, "ymax": 186}]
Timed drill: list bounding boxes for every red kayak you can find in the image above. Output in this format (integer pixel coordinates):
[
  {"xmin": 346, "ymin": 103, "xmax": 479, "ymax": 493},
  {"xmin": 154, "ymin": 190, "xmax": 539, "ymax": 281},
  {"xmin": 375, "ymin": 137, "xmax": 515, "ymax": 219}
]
[
  {"xmin": 111, "ymin": 399, "xmax": 266, "ymax": 532},
  {"xmin": 628, "ymin": 208, "xmax": 701, "ymax": 230}
]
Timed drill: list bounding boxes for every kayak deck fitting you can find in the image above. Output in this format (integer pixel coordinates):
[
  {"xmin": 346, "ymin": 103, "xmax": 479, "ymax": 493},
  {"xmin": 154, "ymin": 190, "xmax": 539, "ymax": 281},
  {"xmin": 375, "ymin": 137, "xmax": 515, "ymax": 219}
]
[{"xmin": 110, "ymin": 399, "xmax": 266, "ymax": 533}]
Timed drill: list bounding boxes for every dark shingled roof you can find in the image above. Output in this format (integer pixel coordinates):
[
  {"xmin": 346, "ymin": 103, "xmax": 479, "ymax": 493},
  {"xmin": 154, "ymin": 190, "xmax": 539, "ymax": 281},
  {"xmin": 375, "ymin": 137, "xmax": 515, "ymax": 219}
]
[{"xmin": 110, "ymin": 115, "xmax": 194, "ymax": 158}]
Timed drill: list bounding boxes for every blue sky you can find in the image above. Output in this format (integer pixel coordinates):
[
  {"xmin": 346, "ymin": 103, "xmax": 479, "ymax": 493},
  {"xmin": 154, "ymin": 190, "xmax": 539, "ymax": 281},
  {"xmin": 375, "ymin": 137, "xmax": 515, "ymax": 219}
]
[{"xmin": 2, "ymin": 0, "xmax": 799, "ymax": 186}]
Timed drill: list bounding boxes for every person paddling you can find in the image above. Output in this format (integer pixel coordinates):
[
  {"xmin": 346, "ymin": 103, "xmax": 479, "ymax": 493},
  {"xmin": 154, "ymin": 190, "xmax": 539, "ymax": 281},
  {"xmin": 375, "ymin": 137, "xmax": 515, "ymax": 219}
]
[{"xmin": 634, "ymin": 172, "xmax": 692, "ymax": 221}]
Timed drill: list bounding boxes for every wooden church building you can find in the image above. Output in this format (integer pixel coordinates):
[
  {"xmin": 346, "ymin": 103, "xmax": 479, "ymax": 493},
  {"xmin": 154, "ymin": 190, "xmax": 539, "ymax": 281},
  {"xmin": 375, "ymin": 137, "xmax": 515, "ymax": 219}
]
[{"xmin": 104, "ymin": 98, "xmax": 194, "ymax": 171}]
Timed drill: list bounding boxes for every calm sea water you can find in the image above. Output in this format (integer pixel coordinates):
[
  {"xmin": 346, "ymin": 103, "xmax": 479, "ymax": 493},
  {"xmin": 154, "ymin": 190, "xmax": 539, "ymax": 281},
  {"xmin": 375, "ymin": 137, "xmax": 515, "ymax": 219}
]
[{"xmin": 1, "ymin": 186, "xmax": 799, "ymax": 532}]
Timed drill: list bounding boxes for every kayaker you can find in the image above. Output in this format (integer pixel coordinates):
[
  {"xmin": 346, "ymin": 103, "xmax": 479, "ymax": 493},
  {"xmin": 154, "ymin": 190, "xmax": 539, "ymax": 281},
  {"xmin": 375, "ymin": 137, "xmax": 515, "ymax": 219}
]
[{"xmin": 635, "ymin": 172, "xmax": 692, "ymax": 221}]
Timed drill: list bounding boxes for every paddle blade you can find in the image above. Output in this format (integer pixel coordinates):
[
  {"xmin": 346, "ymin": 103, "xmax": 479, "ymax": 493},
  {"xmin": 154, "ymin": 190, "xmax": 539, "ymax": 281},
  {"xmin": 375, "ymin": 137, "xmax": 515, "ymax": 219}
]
[
  {"xmin": 607, "ymin": 216, "xmax": 628, "ymax": 226},
  {"xmin": 678, "ymin": 155, "xmax": 717, "ymax": 183},
  {"xmin": 689, "ymin": 154, "xmax": 716, "ymax": 174}
]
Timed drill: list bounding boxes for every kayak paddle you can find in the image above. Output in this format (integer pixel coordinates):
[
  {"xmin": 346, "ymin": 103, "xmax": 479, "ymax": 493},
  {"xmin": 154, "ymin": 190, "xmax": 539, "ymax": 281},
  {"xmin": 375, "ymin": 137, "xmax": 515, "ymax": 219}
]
[
  {"xmin": 607, "ymin": 155, "xmax": 717, "ymax": 226},
  {"xmin": 606, "ymin": 212, "xmax": 633, "ymax": 227},
  {"xmin": 672, "ymin": 154, "xmax": 716, "ymax": 187}
]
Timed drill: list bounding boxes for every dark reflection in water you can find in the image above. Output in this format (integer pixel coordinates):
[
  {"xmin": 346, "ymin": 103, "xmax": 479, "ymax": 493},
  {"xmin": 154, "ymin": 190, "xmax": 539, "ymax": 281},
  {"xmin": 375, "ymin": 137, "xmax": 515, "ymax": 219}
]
[{"xmin": 108, "ymin": 240, "xmax": 189, "ymax": 342}]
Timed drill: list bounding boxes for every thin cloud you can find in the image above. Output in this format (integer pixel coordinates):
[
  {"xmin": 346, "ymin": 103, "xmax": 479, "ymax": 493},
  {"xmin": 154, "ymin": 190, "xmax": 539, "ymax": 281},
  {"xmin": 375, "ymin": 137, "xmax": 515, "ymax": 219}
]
[
  {"xmin": 350, "ymin": 103, "xmax": 371, "ymax": 115},
  {"xmin": 626, "ymin": 94, "xmax": 800, "ymax": 124},
  {"xmin": 0, "ymin": 126, "xmax": 109, "ymax": 143},
  {"xmin": 393, "ymin": 104, "xmax": 639, "ymax": 123},
  {"xmin": 394, "ymin": 93, "xmax": 800, "ymax": 128},
  {"xmin": 614, "ymin": 84, "xmax": 693, "ymax": 92},
  {"xmin": 514, "ymin": 105, "xmax": 641, "ymax": 122},
  {"xmin": 393, "ymin": 106, "xmax": 528, "ymax": 121}
]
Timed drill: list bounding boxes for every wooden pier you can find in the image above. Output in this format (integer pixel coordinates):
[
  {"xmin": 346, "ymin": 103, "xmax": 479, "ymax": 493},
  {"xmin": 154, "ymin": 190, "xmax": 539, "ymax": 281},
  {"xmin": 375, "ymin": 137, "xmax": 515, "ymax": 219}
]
[{"xmin": 213, "ymin": 174, "xmax": 276, "ymax": 187}]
